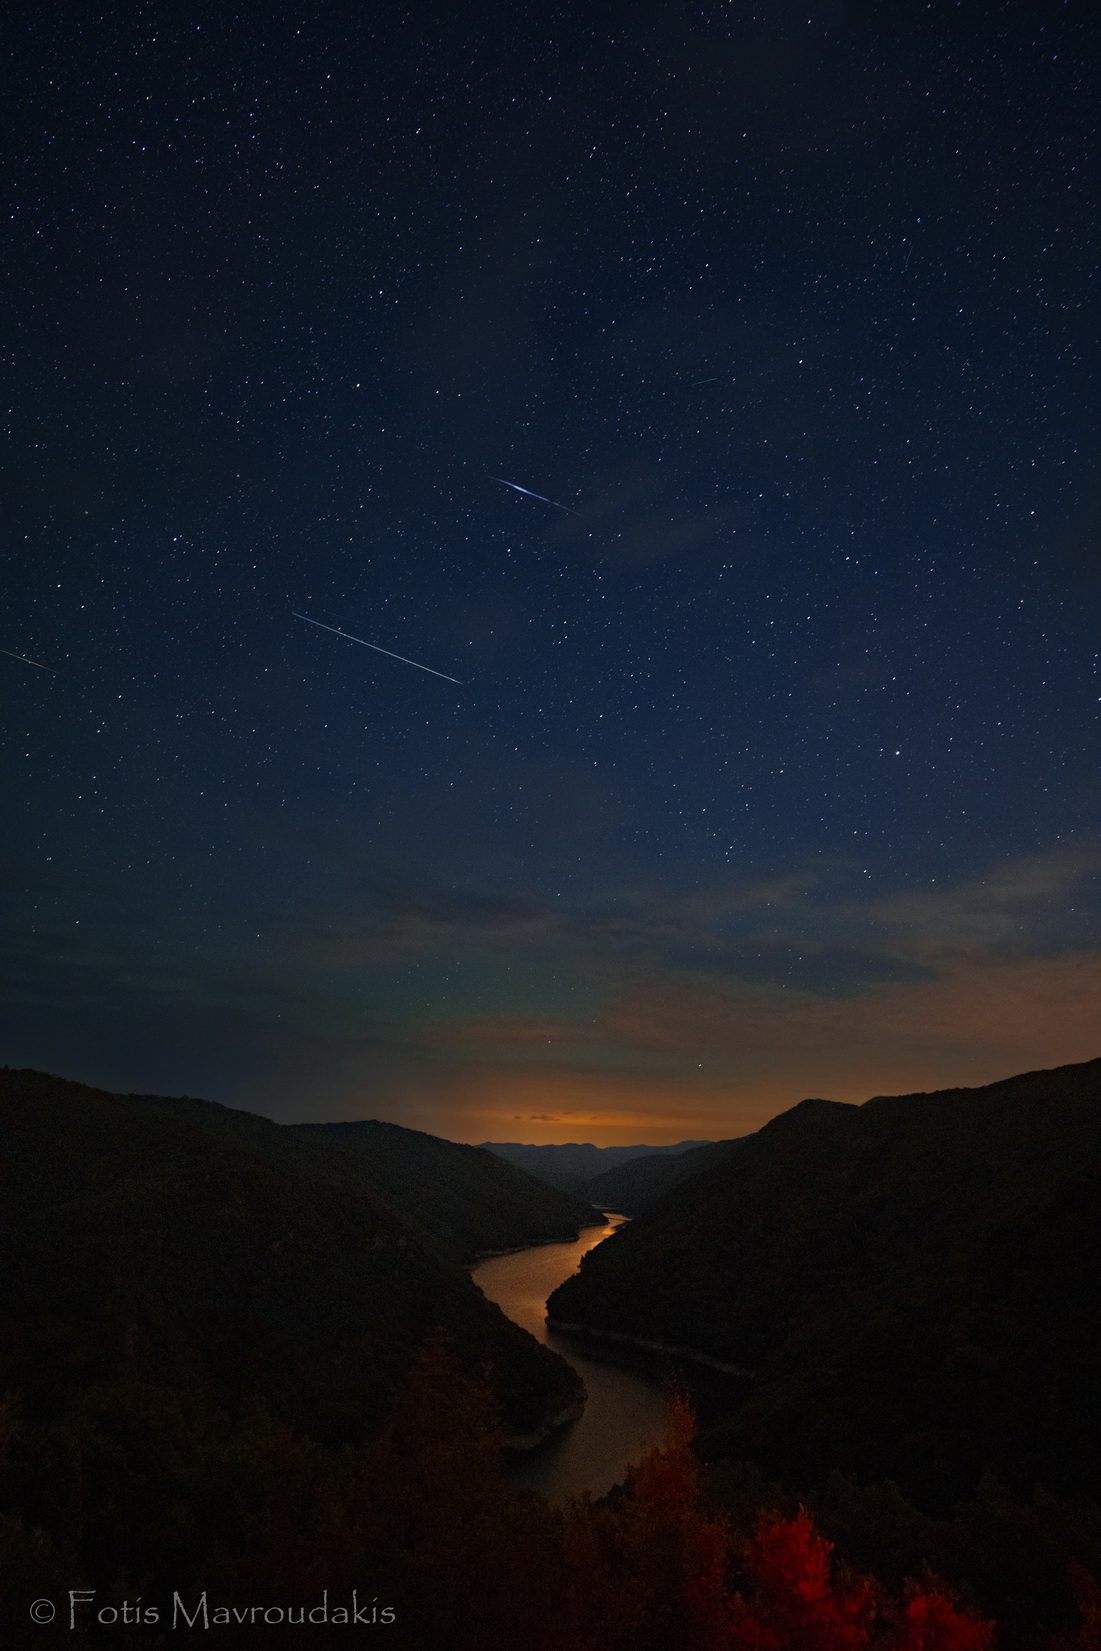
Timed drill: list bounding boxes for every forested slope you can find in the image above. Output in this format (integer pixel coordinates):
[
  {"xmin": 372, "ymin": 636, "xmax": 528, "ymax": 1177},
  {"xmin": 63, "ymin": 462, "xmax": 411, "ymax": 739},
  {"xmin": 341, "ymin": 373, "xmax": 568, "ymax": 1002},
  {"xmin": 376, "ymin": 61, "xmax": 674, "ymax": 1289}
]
[{"xmin": 549, "ymin": 1059, "xmax": 1101, "ymax": 1509}]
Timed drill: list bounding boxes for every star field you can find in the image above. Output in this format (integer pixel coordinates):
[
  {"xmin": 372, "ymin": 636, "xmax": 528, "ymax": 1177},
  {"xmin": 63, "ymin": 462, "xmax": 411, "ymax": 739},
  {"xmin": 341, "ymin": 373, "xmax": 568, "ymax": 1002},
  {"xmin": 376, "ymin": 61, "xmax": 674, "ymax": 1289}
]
[{"xmin": 3, "ymin": 3, "xmax": 1099, "ymax": 1140}]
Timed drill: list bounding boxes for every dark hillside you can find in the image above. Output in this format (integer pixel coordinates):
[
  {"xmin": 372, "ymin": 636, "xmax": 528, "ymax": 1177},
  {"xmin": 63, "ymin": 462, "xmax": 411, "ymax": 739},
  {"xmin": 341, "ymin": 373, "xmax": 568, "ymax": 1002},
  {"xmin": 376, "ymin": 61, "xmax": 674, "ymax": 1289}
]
[
  {"xmin": 0, "ymin": 1069, "xmax": 583, "ymax": 1443},
  {"xmin": 585, "ymin": 1137, "xmax": 743, "ymax": 1215},
  {"xmin": 293, "ymin": 1117, "xmax": 601, "ymax": 1262},
  {"xmin": 483, "ymin": 1139, "xmax": 711, "ymax": 1196},
  {"xmin": 549, "ymin": 1059, "xmax": 1101, "ymax": 1511}
]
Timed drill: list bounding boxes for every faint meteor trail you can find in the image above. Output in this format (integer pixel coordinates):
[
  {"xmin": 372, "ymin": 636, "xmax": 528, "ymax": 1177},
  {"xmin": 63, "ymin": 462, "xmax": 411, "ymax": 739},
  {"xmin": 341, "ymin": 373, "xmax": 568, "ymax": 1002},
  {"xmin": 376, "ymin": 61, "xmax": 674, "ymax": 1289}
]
[
  {"xmin": 292, "ymin": 613, "xmax": 462, "ymax": 685},
  {"xmin": 1, "ymin": 646, "xmax": 55, "ymax": 672},
  {"xmin": 490, "ymin": 476, "xmax": 576, "ymax": 513}
]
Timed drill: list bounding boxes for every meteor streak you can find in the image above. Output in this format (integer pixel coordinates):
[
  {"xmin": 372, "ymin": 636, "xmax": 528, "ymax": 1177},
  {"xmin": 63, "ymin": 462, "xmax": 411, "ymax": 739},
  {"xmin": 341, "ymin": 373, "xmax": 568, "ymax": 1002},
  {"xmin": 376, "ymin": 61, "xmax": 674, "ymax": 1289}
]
[
  {"xmin": 1, "ymin": 646, "xmax": 55, "ymax": 672},
  {"xmin": 490, "ymin": 476, "xmax": 575, "ymax": 513},
  {"xmin": 292, "ymin": 613, "xmax": 462, "ymax": 685}
]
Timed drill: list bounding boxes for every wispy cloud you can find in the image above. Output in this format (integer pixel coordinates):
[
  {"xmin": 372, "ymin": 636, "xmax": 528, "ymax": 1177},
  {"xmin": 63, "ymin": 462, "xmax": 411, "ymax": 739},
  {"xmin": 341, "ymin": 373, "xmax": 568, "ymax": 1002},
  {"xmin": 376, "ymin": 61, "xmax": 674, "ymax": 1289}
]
[
  {"xmin": 545, "ymin": 465, "xmax": 745, "ymax": 569},
  {"xmin": 867, "ymin": 843, "xmax": 1101, "ymax": 959},
  {"xmin": 4, "ymin": 841, "xmax": 1097, "ymax": 1140}
]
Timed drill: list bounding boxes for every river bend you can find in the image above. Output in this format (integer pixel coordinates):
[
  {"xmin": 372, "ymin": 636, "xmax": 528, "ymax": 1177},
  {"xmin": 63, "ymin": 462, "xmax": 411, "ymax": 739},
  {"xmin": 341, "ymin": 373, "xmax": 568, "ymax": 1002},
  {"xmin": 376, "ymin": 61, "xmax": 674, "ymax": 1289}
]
[{"xmin": 472, "ymin": 1213, "xmax": 672, "ymax": 1503}]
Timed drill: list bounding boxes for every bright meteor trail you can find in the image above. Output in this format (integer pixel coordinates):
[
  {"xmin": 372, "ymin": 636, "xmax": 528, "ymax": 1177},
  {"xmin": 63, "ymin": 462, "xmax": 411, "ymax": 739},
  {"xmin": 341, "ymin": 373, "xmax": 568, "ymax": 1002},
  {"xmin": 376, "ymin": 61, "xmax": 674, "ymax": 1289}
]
[
  {"xmin": 490, "ymin": 476, "xmax": 575, "ymax": 513},
  {"xmin": 1, "ymin": 646, "xmax": 55, "ymax": 672},
  {"xmin": 292, "ymin": 613, "xmax": 462, "ymax": 685}
]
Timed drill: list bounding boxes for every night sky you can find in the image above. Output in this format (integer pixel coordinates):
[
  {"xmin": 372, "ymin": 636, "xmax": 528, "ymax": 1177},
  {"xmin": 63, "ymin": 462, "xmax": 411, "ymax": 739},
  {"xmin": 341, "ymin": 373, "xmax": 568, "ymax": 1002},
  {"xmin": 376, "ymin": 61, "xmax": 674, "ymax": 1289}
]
[{"xmin": 4, "ymin": 3, "xmax": 1099, "ymax": 1144}]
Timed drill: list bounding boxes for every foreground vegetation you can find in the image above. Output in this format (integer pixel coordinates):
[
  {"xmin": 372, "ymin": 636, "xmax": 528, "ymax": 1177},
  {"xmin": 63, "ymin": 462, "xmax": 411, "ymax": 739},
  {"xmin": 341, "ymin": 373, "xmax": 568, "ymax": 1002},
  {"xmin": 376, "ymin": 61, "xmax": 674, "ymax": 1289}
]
[{"xmin": 3, "ymin": 1356, "xmax": 1097, "ymax": 1650}]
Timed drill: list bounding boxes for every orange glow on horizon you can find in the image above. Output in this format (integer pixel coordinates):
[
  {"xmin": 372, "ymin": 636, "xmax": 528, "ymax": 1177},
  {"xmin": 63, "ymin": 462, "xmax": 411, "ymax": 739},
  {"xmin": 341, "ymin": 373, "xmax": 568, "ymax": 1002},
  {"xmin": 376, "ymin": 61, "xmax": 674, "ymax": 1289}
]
[
  {"xmin": 409, "ymin": 1071, "xmax": 791, "ymax": 1147},
  {"xmin": 389, "ymin": 947, "xmax": 1101, "ymax": 1145}
]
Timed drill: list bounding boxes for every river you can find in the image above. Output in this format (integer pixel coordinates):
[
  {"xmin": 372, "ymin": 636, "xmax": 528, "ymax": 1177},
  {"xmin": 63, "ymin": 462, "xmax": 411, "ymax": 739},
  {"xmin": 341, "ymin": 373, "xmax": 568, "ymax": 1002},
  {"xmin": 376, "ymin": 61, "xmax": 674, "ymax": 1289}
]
[{"xmin": 471, "ymin": 1213, "xmax": 673, "ymax": 1503}]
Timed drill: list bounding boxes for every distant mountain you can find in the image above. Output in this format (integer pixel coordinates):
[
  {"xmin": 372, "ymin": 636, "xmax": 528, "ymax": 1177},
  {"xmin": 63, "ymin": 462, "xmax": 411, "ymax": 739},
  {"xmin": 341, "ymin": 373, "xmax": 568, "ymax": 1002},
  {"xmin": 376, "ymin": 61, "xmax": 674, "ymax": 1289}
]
[
  {"xmin": 0, "ymin": 1069, "xmax": 585, "ymax": 1445},
  {"xmin": 482, "ymin": 1139, "xmax": 712, "ymax": 1197},
  {"xmin": 585, "ymin": 1137, "xmax": 744, "ymax": 1215},
  {"xmin": 292, "ymin": 1117, "xmax": 602, "ymax": 1262},
  {"xmin": 549, "ymin": 1058, "xmax": 1101, "ymax": 1512}
]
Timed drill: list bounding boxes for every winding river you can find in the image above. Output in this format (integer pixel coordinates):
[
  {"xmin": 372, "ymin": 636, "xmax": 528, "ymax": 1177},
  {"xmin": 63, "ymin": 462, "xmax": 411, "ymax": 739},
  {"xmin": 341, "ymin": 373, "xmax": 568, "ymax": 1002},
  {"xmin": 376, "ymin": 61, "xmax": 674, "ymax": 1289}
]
[{"xmin": 472, "ymin": 1213, "xmax": 673, "ymax": 1503}]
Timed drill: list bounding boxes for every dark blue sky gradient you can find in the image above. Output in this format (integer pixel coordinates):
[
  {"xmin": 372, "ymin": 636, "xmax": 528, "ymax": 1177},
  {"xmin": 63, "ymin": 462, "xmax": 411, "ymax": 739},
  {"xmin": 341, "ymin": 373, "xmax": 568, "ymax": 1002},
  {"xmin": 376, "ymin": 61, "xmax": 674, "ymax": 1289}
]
[{"xmin": 4, "ymin": 3, "xmax": 1099, "ymax": 1140}]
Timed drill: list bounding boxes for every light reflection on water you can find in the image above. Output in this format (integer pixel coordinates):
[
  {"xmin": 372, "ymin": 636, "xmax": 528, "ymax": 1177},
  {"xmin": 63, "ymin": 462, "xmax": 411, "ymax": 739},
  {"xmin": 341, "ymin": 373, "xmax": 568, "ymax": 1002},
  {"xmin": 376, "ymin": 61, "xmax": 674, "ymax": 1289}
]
[{"xmin": 471, "ymin": 1214, "xmax": 673, "ymax": 1503}]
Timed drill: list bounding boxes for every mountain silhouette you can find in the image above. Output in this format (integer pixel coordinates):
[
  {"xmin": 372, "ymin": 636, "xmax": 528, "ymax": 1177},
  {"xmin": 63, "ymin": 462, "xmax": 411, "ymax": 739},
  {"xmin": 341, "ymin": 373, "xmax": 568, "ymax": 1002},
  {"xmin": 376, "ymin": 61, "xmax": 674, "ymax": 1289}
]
[
  {"xmin": 0, "ymin": 1068, "xmax": 590, "ymax": 1443},
  {"xmin": 549, "ymin": 1058, "xmax": 1101, "ymax": 1511}
]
